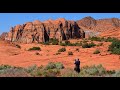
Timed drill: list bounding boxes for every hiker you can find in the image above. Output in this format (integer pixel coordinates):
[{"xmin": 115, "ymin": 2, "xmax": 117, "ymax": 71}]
[{"xmin": 74, "ymin": 58, "xmax": 80, "ymax": 73}]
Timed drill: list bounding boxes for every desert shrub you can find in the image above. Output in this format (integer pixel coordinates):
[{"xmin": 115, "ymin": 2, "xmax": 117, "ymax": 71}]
[
  {"xmin": 88, "ymin": 36, "xmax": 119, "ymax": 43},
  {"xmin": 88, "ymin": 36, "xmax": 103, "ymax": 42},
  {"xmin": 29, "ymin": 65, "xmax": 44, "ymax": 77},
  {"xmin": 82, "ymin": 42, "xmax": 96, "ymax": 48},
  {"xmin": 45, "ymin": 62, "xmax": 56, "ymax": 70},
  {"xmin": 97, "ymin": 43, "xmax": 103, "ymax": 46},
  {"xmin": 112, "ymin": 71, "xmax": 120, "ymax": 77},
  {"xmin": 82, "ymin": 43, "xmax": 89, "ymax": 48},
  {"xmin": 106, "ymin": 70, "xmax": 116, "ymax": 75},
  {"xmin": 45, "ymin": 62, "xmax": 64, "ymax": 70},
  {"xmin": 28, "ymin": 47, "xmax": 41, "ymax": 51},
  {"xmin": 82, "ymin": 40, "xmax": 88, "ymax": 43},
  {"xmin": 65, "ymin": 40, "xmax": 71, "ymax": 45},
  {"xmin": 26, "ymin": 64, "xmax": 37, "ymax": 73},
  {"xmin": 58, "ymin": 48, "xmax": 66, "ymax": 52},
  {"xmin": 60, "ymin": 69, "xmax": 78, "ymax": 77},
  {"xmin": 108, "ymin": 39, "xmax": 120, "ymax": 54},
  {"xmin": 55, "ymin": 62, "xmax": 64, "ymax": 69},
  {"xmin": 0, "ymin": 65, "xmax": 12, "ymax": 70},
  {"xmin": 89, "ymin": 42, "xmax": 96, "ymax": 47},
  {"xmin": 105, "ymin": 37, "xmax": 118, "ymax": 42},
  {"xmin": 80, "ymin": 64, "xmax": 106, "ymax": 76},
  {"xmin": 74, "ymin": 42, "xmax": 82, "ymax": 46},
  {"xmin": 93, "ymin": 49, "xmax": 100, "ymax": 54},
  {"xmin": 60, "ymin": 41, "xmax": 71, "ymax": 46},
  {"xmin": 42, "ymin": 69, "xmax": 60, "ymax": 77},
  {"xmin": 31, "ymin": 64, "xmax": 61, "ymax": 77},
  {"xmin": 68, "ymin": 51, "xmax": 73, "ymax": 55},
  {"xmin": 49, "ymin": 38, "xmax": 59, "ymax": 45},
  {"xmin": 55, "ymin": 52, "xmax": 61, "ymax": 55},
  {"xmin": 0, "ymin": 67, "xmax": 30, "ymax": 77},
  {"xmin": 15, "ymin": 44, "xmax": 21, "ymax": 49},
  {"xmin": 60, "ymin": 43, "xmax": 66, "ymax": 46},
  {"xmin": 43, "ymin": 41, "xmax": 50, "ymax": 45}
]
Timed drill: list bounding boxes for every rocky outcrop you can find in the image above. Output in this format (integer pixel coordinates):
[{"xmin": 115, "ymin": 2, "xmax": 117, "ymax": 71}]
[
  {"xmin": 5, "ymin": 18, "xmax": 84, "ymax": 43},
  {"xmin": 76, "ymin": 17, "xmax": 120, "ymax": 32},
  {"xmin": 76, "ymin": 16, "xmax": 120, "ymax": 38},
  {"xmin": 6, "ymin": 16, "xmax": 120, "ymax": 43},
  {"xmin": 0, "ymin": 32, "xmax": 8, "ymax": 40},
  {"xmin": 76, "ymin": 16, "xmax": 97, "ymax": 30}
]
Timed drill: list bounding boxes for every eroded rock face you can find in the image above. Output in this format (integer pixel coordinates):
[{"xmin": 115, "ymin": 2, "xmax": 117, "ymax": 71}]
[
  {"xmin": 5, "ymin": 19, "xmax": 84, "ymax": 43},
  {"xmin": 76, "ymin": 16, "xmax": 97, "ymax": 30},
  {"xmin": 0, "ymin": 32, "xmax": 8, "ymax": 40}
]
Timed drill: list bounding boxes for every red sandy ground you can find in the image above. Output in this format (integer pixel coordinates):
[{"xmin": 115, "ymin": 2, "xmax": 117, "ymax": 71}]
[{"xmin": 0, "ymin": 39, "xmax": 120, "ymax": 70}]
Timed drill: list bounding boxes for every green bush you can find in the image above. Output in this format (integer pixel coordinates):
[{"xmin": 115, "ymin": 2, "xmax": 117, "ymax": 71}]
[
  {"xmin": 28, "ymin": 47, "xmax": 41, "ymax": 51},
  {"xmin": 65, "ymin": 40, "xmax": 71, "ymax": 45},
  {"xmin": 80, "ymin": 64, "xmax": 106, "ymax": 76},
  {"xmin": 58, "ymin": 48, "xmax": 66, "ymax": 52},
  {"xmin": 42, "ymin": 69, "xmax": 60, "ymax": 77},
  {"xmin": 0, "ymin": 65, "xmax": 12, "ymax": 70},
  {"xmin": 108, "ymin": 39, "xmax": 120, "ymax": 54},
  {"xmin": 112, "ymin": 71, "xmax": 120, "ymax": 77},
  {"xmin": 82, "ymin": 42, "xmax": 96, "ymax": 48},
  {"xmin": 43, "ymin": 41, "xmax": 50, "ymax": 45},
  {"xmin": 60, "ymin": 43, "xmax": 66, "ymax": 46},
  {"xmin": 60, "ymin": 69, "xmax": 78, "ymax": 77},
  {"xmin": 88, "ymin": 36, "xmax": 103, "ymax": 42},
  {"xmin": 45, "ymin": 62, "xmax": 64, "ymax": 70},
  {"xmin": 105, "ymin": 37, "xmax": 118, "ymax": 42},
  {"xmin": 88, "ymin": 36, "xmax": 118, "ymax": 42},
  {"xmin": 45, "ymin": 62, "xmax": 56, "ymax": 70},
  {"xmin": 0, "ymin": 64, "xmax": 120, "ymax": 77},
  {"xmin": 55, "ymin": 62, "xmax": 64, "ymax": 69},
  {"xmin": 89, "ymin": 42, "xmax": 96, "ymax": 47},
  {"xmin": 60, "ymin": 41, "xmax": 71, "ymax": 46},
  {"xmin": 0, "ymin": 67, "xmax": 30, "ymax": 77},
  {"xmin": 49, "ymin": 38, "xmax": 59, "ymax": 45},
  {"xmin": 74, "ymin": 42, "xmax": 82, "ymax": 46},
  {"xmin": 26, "ymin": 64, "xmax": 37, "ymax": 73},
  {"xmin": 68, "ymin": 51, "xmax": 73, "ymax": 55},
  {"xmin": 93, "ymin": 49, "xmax": 100, "ymax": 54},
  {"xmin": 82, "ymin": 40, "xmax": 88, "ymax": 43}
]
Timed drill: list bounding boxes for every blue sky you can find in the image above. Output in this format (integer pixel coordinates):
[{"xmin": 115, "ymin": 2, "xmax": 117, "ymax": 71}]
[{"xmin": 0, "ymin": 13, "xmax": 120, "ymax": 34}]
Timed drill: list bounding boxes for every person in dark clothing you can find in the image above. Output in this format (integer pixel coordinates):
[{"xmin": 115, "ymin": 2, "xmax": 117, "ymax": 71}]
[{"xmin": 74, "ymin": 58, "xmax": 80, "ymax": 73}]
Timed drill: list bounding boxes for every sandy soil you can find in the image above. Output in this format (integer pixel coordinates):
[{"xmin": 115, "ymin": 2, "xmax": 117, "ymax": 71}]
[{"xmin": 0, "ymin": 39, "xmax": 120, "ymax": 70}]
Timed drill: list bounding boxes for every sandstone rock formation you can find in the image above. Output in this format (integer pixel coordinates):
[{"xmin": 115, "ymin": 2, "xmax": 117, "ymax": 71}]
[
  {"xmin": 5, "ymin": 18, "xmax": 84, "ymax": 43},
  {"xmin": 4, "ymin": 16, "xmax": 120, "ymax": 44},
  {"xmin": 0, "ymin": 32, "xmax": 8, "ymax": 40},
  {"xmin": 76, "ymin": 16, "xmax": 120, "ymax": 38}
]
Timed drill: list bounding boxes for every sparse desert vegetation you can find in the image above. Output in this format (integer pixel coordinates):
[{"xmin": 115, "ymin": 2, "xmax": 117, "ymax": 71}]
[
  {"xmin": 82, "ymin": 42, "xmax": 96, "ymax": 48},
  {"xmin": 28, "ymin": 47, "xmax": 41, "ymax": 51},
  {"xmin": 0, "ymin": 63, "xmax": 120, "ymax": 77},
  {"xmin": 58, "ymin": 48, "xmax": 66, "ymax": 52},
  {"xmin": 68, "ymin": 51, "xmax": 73, "ymax": 55},
  {"xmin": 108, "ymin": 39, "xmax": 120, "ymax": 55},
  {"xmin": 1, "ymin": 36, "xmax": 120, "ymax": 77},
  {"xmin": 2, "ymin": 15, "xmax": 120, "ymax": 77},
  {"xmin": 93, "ymin": 49, "xmax": 100, "ymax": 54}
]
